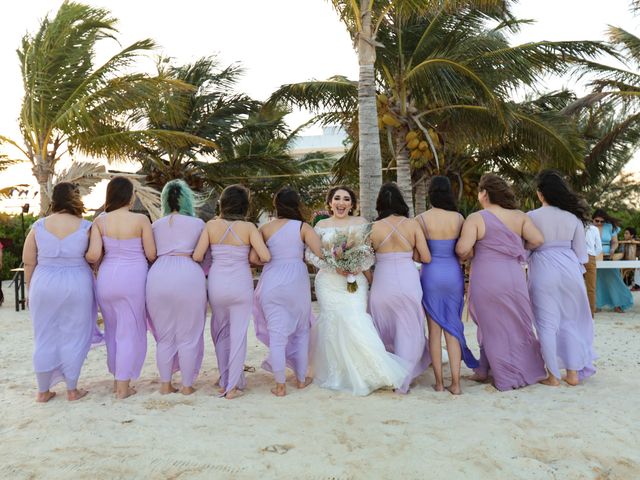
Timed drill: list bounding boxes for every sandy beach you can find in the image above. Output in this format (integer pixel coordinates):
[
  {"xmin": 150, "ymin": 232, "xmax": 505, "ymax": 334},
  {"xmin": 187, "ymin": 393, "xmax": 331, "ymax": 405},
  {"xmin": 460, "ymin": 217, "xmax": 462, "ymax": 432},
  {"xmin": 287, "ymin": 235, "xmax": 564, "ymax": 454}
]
[{"xmin": 0, "ymin": 294, "xmax": 639, "ymax": 480}]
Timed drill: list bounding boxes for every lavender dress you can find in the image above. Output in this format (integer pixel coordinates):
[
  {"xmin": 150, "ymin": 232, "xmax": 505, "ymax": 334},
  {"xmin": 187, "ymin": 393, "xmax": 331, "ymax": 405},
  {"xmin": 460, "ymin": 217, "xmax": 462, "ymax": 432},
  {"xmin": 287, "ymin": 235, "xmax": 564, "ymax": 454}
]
[
  {"xmin": 146, "ymin": 214, "xmax": 207, "ymax": 387},
  {"xmin": 418, "ymin": 217, "xmax": 478, "ymax": 369},
  {"xmin": 528, "ymin": 206, "xmax": 596, "ymax": 381},
  {"xmin": 254, "ymin": 220, "xmax": 311, "ymax": 384},
  {"xmin": 208, "ymin": 221, "xmax": 253, "ymax": 396},
  {"xmin": 29, "ymin": 218, "xmax": 95, "ymax": 391},
  {"xmin": 96, "ymin": 215, "xmax": 148, "ymax": 381},
  {"xmin": 369, "ymin": 218, "xmax": 430, "ymax": 393},
  {"xmin": 469, "ymin": 210, "xmax": 546, "ymax": 390}
]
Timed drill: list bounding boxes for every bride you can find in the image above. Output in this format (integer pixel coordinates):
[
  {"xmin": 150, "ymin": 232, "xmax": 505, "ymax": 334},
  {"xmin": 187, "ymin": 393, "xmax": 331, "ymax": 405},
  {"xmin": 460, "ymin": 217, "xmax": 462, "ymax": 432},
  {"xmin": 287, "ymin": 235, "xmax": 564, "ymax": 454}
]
[{"xmin": 307, "ymin": 185, "xmax": 408, "ymax": 396}]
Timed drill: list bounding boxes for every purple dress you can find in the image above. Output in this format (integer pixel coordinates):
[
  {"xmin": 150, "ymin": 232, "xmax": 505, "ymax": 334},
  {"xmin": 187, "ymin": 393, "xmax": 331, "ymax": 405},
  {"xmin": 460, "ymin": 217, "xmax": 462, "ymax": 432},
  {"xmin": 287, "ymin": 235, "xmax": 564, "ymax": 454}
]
[
  {"xmin": 253, "ymin": 220, "xmax": 311, "ymax": 384},
  {"xmin": 469, "ymin": 210, "xmax": 546, "ymax": 391},
  {"xmin": 146, "ymin": 214, "xmax": 207, "ymax": 387},
  {"xmin": 208, "ymin": 221, "xmax": 253, "ymax": 396},
  {"xmin": 369, "ymin": 218, "xmax": 430, "ymax": 393},
  {"xmin": 418, "ymin": 217, "xmax": 479, "ymax": 369},
  {"xmin": 95, "ymin": 215, "xmax": 148, "ymax": 382},
  {"xmin": 29, "ymin": 218, "xmax": 95, "ymax": 392},
  {"xmin": 527, "ymin": 206, "xmax": 596, "ymax": 381}
]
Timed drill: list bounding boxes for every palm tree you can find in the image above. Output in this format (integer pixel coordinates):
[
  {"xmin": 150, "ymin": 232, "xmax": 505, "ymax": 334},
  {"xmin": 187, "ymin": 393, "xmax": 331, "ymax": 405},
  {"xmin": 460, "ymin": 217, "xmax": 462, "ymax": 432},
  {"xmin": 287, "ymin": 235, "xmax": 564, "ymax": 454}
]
[{"xmin": 0, "ymin": 1, "xmax": 204, "ymax": 214}]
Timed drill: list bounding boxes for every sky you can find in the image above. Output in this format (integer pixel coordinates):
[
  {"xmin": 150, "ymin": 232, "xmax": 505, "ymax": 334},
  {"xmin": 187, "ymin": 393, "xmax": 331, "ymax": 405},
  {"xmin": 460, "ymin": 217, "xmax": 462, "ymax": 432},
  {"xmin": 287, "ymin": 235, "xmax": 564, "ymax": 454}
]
[{"xmin": 1, "ymin": 0, "xmax": 639, "ymax": 212}]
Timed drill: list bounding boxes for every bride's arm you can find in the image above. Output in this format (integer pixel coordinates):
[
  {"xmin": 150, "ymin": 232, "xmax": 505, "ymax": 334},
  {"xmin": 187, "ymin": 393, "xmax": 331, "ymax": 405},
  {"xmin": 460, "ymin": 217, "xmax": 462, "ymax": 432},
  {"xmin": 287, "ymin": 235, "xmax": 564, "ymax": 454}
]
[{"xmin": 305, "ymin": 227, "xmax": 330, "ymax": 270}]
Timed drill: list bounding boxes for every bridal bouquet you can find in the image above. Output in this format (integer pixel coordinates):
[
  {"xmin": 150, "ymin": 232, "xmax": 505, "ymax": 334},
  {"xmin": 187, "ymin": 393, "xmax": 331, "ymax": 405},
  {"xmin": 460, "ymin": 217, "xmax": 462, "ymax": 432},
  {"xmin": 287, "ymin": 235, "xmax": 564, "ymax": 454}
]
[{"xmin": 322, "ymin": 225, "xmax": 374, "ymax": 293}]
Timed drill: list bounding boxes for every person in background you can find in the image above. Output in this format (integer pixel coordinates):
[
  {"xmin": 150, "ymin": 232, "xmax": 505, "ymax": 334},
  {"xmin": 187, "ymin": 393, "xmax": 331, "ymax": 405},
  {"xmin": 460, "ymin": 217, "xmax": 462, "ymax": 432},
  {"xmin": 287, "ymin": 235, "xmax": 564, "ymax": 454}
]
[
  {"xmin": 592, "ymin": 209, "xmax": 633, "ymax": 313},
  {"xmin": 0, "ymin": 240, "xmax": 4, "ymax": 306},
  {"xmin": 620, "ymin": 227, "xmax": 640, "ymax": 290},
  {"xmin": 584, "ymin": 222, "xmax": 603, "ymax": 317}
]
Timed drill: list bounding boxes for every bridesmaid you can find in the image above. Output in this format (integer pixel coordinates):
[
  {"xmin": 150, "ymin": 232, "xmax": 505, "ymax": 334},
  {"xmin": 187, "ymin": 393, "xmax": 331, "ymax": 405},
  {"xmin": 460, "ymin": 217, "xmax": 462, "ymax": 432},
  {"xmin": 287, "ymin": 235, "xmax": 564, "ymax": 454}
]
[
  {"xmin": 193, "ymin": 184, "xmax": 270, "ymax": 399},
  {"xmin": 146, "ymin": 180, "xmax": 207, "ymax": 395},
  {"xmin": 416, "ymin": 176, "xmax": 479, "ymax": 395},
  {"xmin": 369, "ymin": 182, "xmax": 431, "ymax": 394},
  {"xmin": 593, "ymin": 208, "xmax": 634, "ymax": 312},
  {"xmin": 23, "ymin": 182, "xmax": 94, "ymax": 402},
  {"xmin": 456, "ymin": 174, "xmax": 547, "ymax": 391},
  {"xmin": 527, "ymin": 170, "xmax": 596, "ymax": 386},
  {"xmin": 86, "ymin": 177, "xmax": 156, "ymax": 399},
  {"xmin": 252, "ymin": 187, "xmax": 322, "ymax": 397}
]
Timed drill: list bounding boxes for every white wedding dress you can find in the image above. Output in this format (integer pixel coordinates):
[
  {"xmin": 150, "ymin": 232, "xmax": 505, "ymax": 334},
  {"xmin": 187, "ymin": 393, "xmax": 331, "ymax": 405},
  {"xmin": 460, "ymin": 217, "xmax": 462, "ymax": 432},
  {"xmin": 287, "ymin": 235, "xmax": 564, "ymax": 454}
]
[{"xmin": 307, "ymin": 225, "xmax": 409, "ymax": 396}]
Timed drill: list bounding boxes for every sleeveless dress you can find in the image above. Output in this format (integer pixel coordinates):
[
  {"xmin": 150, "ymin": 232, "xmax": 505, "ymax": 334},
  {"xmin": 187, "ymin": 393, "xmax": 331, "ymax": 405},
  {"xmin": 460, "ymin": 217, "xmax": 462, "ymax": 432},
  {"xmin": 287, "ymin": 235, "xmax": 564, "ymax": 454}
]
[
  {"xmin": 95, "ymin": 214, "xmax": 149, "ymax": 381},
  {"xmin": 146, "ymin": 214, "xmax": 207, "ymax": 387},
  {"xmin": 596, "ymin": 223, "xmax": 634, "ymax": 311},
  {"xmin": 253, "ymin": 220, "xmax": 312, "ymax": 384},
  {"xmin": 208, "ymin": 221, "xmax": 253, "ymax": 396},
  {"xmin": 469, "ymin": 210, "xmax": 546, "ymax": 391},
  {"xmin": 369, "ymin": 218, "xmax": 430, "ymax": 393},
  {"xmin": 307, "ymin": 224, "xmax": 408, "ymax": 396},
  {"xmin": 527, "ymin": 206, "xmax": 596, "ymax": 381},
  {"xmin": 29, "ymin": 218, "xmax": 95, "ymax": 391},
  {"xmin": 418, "ymin": 216, "xmax": 478, "ymax": 369}
]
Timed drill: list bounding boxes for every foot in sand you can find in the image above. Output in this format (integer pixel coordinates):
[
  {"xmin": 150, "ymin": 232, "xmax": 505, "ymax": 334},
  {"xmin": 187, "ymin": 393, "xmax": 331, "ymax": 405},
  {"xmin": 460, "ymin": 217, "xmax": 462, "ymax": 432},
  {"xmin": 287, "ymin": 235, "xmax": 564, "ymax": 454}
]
[
  {"xmin": 159, "ymin": 383, "xmax": 178, "ymax": 395},
  {"xmin": 446, "ymin": 383, "xmax": 462, "ymax": 395},
  {"xmin": 466, "ymin": 373, "xmax": 489, "ymax": 383},
  {"xmin": 116, "ymin": 387, "xmax": 137, "ymax": 399},
  {"xmin": 296, "ymin": 377, "xmax": 313, "ymax": 389},
  {"xmin": 563, "ymin": 370, "xmax": 580, "ymax": 386},
  {"xmin": 271, "ymin": 383, "xmax": 286, "ymax": 397},
  {"xmin": 36, "ymin": 391, "xmax": 56, "ymax": 403},
  {"xmin": 67, "ymin": 389, "xmax": 88, "ymax": 401},
  {"xmin": 181, "ymin": 386, "xmax": 196, "ymax": 395},
  {"xmin": 540, "ymin": 374, "xmax": 561, "ymax": 387},
  {"xmin": 225, "ymin": 388, "xmax": 244, "ymax": 400},
  {"xmin": 433, "ymin": 383, "xmax": 445, "ymax": 392}
]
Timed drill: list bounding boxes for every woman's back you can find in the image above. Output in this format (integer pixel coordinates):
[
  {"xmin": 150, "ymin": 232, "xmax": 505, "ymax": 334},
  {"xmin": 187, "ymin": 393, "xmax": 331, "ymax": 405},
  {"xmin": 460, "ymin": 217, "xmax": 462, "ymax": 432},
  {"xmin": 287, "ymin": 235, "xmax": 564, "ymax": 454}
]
[
  {"xmin": 475, "ymin": 210, "xmax": 527, "ymax": 261},
  {"xmin": 261, "ymin": 219, "xmax": 304, "ymax": 262},
  {"xmin": 153, "ymin": 214, "xmax": 204, "ymax": 255},
  {"xmin": 418, "ymin": 209, "xmax": 463, "ymax": 240},
  {"xmin": 528, "ymin": 206, "xmax": 582, "ymax": 243},
  {"xmin": 35, "ymin": 216, "xmax": 91, "ymax": 263},
  {"xmin": 371, "ymin": 216, "xmax": 415, "ymax": 253}
]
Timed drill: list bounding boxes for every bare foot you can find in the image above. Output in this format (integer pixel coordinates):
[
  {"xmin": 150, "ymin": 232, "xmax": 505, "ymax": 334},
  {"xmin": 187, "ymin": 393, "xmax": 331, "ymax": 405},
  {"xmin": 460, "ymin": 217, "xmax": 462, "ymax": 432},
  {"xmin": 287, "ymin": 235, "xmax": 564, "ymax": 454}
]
[
  {"xmin": 36, "ymin": 391, "xmax": 56, "ymax": 403},
  {"xmin": 217, "ymin": 386, "xmax": 226, "ymax": 394},
  {"xmin": 540, "ymin": 374, "xmax": 560, "ymax": 387},
  {"xmin": 614, "ymin": 306, "xmax": 624, "ymax": 313},
  {"xmin": 447, "ymin": 384, "xmax": 462, "ymax": 395},
  {"xmin": 67, "ymin": 389, "xmax": 88, "ymax": 401},
  {"xmin": 113, "ymin": 380, "xmax": 117, "ymax": 393},
  {"xmin": 271, "ymin": 384, "xmax": 286, "ymax": 397},
  {"xmin": 159, "ymin": 383, "xmax": 178, "ymax": 395},
  {"xmin": 563, "ymin": 370, "xmax": 579, "ymax": 386},
  {"xmin": 225, "ymin": 388, "xmax": 244, "ymax": 400},
  {"xmin": 433, "ymin": 383, "xmax": 445, "ymax": 392},
  {"xmin": 296, "ymin": 377, "xmax": 313, "ymax": 389},
  {"xmin": 466, "ymin": 373, "xmax": 488, "ymax": 383},
  {"xmin": 116, "ymin": 387, "xmax": 137, "ymax": 399},
  {"xmin": 181, "ymin": 386, "xmax": 196, "ymax": 395}
]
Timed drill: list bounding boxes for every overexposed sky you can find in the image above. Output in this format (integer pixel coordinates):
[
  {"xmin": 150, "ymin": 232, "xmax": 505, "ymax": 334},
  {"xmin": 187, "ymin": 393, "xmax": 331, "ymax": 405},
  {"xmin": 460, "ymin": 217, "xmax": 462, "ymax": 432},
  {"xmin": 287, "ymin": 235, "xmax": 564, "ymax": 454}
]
[{"xmin": 0, "ymin": 0, "xmax": 638, "ymax": 212}]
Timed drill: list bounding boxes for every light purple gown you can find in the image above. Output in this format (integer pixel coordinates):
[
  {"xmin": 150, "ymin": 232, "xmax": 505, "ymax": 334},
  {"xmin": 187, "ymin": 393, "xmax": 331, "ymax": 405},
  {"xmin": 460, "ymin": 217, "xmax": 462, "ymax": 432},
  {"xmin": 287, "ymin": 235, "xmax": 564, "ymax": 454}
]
[
  {"xmin": 253, "ymin": 220, "xmax": 311, "ymax": 384},
  {"xmin": 527, "ymin": 206, "xmax": 596, "ymax": 381},
  {"xmin": 208, "ymin": 221, "xmax": 253, "ymax": 396},
  {"xmin": 95, "ymin": 214, "xmax": 148, "ymax": 381},
  {"xmin": 469, "ymin": 210, "xmax": 546, "ymax": 391},
  {"xmin": 146, "ymin": 214, "xmax": 207, "ymax": 387},
  {"xmin": 369, "ymin": 218, "xmax": 430, "ymax": 393},
  {"xmin": 29, "ymin": 218, "xmax": 95, "ymax": 391}
]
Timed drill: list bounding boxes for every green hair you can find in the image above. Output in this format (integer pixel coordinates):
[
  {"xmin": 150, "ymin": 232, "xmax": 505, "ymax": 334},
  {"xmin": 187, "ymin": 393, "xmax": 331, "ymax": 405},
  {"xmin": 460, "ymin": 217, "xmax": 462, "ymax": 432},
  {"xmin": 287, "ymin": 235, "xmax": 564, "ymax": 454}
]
[{"xmin": 161, "ymin": 179, "xmax": 195, "ymax": 217}]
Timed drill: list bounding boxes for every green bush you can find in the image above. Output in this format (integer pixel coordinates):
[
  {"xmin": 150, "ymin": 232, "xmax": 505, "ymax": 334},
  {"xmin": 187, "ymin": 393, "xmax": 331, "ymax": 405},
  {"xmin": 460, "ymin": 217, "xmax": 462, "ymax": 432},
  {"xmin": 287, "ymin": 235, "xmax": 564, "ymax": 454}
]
[{"xmin": 0, "ymin": 213, "xmax": 37, "ymax": 280}]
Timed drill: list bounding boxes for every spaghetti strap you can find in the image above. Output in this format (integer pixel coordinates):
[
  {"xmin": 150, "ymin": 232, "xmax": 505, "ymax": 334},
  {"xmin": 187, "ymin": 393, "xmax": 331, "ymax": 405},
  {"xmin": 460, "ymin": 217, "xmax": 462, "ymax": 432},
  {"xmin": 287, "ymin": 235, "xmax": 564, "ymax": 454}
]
[
  {"xmin": 379, "ymin": 218, "xmax": 412, "ymax": 248},
  {"xmin": 417, "ymin": 214, "xmax": 429, "ymax": 240},
  {"xmin": 219, "ymin": 220, "xmax": 244, "ymax": 245},
  {"xmin": 99, "ymin": 212, "xmax": 108, "ymax": 237}
]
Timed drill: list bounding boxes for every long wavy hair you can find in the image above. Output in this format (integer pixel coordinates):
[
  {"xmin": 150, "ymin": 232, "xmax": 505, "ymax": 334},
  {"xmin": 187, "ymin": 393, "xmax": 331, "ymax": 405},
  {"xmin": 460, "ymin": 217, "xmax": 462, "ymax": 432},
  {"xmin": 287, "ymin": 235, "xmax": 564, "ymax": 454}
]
[
  {"xmin": 161, "ymin": 179, "xmax": 195, "ymax": 217},
  {"xmin": 536, "ymin": 170, "xmax": 590, "ymax": 225},
  {"xmin": 375, "ymin": 182, "xmax": 409, "ymax": 220},
  {"xmin": 51, "ymin": 182, "xmax": 85, "ymax": 217},
  {"xmin": 478, "ymin": 174, "xmax": 518, "ymax": 210},
  {"xmin": 274, "ymin": 186, "xmax": 304, "ymax": 221}
]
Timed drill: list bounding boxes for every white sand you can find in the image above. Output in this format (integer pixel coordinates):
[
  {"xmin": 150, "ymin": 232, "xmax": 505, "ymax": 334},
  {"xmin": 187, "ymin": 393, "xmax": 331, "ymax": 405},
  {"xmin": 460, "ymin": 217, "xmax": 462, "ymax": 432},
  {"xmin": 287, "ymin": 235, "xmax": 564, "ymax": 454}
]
[{"xmin": 1, "ymin": 294, "xmax": 639, "ymax": 479}]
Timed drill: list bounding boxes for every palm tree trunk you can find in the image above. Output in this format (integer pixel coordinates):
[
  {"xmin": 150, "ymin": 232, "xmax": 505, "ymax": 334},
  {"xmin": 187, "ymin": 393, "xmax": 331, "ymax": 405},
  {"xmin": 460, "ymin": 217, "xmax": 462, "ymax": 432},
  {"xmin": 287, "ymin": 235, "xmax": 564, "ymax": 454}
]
[
  {"xmin": 394, "ymin": 126, "xmax": 414, "ymax": 216},
  {"xmin": 357, "ymin": 0, "xmax": 382, "ymax": 221},
  {"xmin": 414, "ymin": 175, "xmax": 427, "ymax": 214},
  {"xmin": 32, "ymin": 157, "xmax": 52, "ymax": 216}
]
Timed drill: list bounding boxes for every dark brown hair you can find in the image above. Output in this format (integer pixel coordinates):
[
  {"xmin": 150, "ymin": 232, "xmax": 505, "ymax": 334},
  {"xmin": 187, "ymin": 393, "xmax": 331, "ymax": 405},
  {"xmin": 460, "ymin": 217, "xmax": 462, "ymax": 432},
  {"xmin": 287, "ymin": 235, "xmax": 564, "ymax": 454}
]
[
  {"xmin": 478, "ymin": 174, "xmax": 518, "ymax": 210},
  {"xmin": 592, "ymin": 208, "xmax": 619, "ymax": 228},
  {"xmin": 274, "ymin": 186, "xmax": 304, "ymax": 221},
  {"xmin": 376, "ymin": 182, "xmax": 409, "ymax": 219},
  {"xmin": 536, "ymin": 170, "xmax": 590, "ymax": 225},
  {"xmin": 326, "ymin": 185, "xmax": 357, "ymax": 216},
  {"xmin": 219, "ymin": 184, "xmax": 250, "ymax": 220},
  {"xmin": 51, "ymin": 182, "xmax": 84, "ymax": 217},
  {"xmin": 105, "ymin": 176, "xmax": 134, "ymax": 212}
]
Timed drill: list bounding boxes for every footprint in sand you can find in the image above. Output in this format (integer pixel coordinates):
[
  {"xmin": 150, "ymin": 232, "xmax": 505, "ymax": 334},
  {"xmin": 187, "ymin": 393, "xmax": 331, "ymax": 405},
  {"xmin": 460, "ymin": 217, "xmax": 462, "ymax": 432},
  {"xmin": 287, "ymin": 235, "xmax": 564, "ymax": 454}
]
[
  {"xmin": 261, "ymin": 444, "xmax": 294, "ymax": 455},
  {"xmin": 382, "ymin": 419, "xmax": 407, "ymax": 426}
]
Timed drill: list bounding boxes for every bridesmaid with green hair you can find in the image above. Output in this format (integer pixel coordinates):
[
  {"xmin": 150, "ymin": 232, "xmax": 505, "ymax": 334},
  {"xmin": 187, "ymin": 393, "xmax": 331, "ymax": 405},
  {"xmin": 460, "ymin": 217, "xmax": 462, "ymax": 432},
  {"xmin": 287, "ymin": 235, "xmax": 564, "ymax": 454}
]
[{"xmin": 146, "ymin": 179, "xmax": 207, "ymax": 395}]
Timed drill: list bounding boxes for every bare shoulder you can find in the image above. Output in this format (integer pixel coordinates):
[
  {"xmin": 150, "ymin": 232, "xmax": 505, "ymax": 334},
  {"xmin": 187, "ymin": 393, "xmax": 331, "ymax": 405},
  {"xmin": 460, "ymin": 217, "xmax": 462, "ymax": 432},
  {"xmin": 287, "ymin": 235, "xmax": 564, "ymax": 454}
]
[
  {"xmin": 315, "ymin": 218, "xmax": 330, "ymax": 228},
  {"xmin": 351, "ymin": 216, "xmax": 369, "ymax": 225},
  {"xmin": 465, "ymin": 211, "xmax": 483, "ymax": 223},
  {"xmin": 135, "ymin": 213, "xmax": 152, "ymax": 225}
]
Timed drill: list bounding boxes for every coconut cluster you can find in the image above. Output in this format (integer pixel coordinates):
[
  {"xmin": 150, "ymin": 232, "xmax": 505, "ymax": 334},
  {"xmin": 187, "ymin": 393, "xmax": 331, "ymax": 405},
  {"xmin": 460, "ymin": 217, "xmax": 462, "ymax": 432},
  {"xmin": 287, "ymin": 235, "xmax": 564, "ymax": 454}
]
[{"xmin": 407, "ymin": 129, "xmax": 442, "ymax": 169}]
